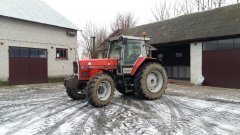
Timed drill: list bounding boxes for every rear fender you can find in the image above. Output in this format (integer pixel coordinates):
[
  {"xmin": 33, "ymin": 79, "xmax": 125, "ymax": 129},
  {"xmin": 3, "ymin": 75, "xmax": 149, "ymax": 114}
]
[
  {"xmin": 130, "ymin": 57, "xmax": 146, "ymax": 76},
  {"xmin": 130, "ymin": 57, "xmax": 163, "ymax": 76}
]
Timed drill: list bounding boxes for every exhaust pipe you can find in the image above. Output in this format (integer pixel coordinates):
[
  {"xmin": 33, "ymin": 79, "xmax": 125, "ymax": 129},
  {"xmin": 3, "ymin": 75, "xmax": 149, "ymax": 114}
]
[{"xmin": 92, "ymin": 36, "xmax": 96, "ymax": 58}]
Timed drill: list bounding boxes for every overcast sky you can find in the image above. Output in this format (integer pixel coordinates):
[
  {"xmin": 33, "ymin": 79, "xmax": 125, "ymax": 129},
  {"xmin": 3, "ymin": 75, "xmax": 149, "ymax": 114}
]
[{"xmin": 41, "ymin": 0, "xmax": 237, "ymax": 31}]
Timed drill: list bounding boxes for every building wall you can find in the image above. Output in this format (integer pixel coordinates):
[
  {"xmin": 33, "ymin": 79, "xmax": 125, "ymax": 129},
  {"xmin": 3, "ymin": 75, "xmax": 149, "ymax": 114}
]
[
  {"xmin": 190, "ymin": 42, "xmax": 203, "ymax": 85},
  {"xmin": 98, "ymin": 51, "xmax": 103, "ymax": 59},
  {"xmin": 0, "ymin": 41, "xmax": 9, "ymax": 81},
  {"xmin": 97, "ymin": 50, "xmax": 106, "ymax": 59},
  {"xmin": 0, "ymin": 16, "xmax": 77, "ymax": 81}
]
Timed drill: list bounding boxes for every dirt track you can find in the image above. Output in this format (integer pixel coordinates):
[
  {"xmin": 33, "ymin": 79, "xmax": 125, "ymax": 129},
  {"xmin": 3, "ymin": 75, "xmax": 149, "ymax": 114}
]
[{"xmin": 0, "ymin": 84, "xmax": 240, "ymax": 135}]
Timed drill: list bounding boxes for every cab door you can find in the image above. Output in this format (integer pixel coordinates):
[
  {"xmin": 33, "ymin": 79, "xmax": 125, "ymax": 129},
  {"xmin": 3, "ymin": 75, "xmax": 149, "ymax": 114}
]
[
  {"xmin": 122, "ymin": 40, "xmax": 143, "ymax": 74},
  {"xmin": 108, "ymin": 42, "xmax": 123, "ymax": 75}
]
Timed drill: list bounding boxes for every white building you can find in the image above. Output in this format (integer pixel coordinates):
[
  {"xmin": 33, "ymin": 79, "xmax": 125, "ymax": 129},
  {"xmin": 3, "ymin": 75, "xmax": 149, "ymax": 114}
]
[{"xmin": 0, "ymin": 0, "xmax": 79, "ymax": 85}]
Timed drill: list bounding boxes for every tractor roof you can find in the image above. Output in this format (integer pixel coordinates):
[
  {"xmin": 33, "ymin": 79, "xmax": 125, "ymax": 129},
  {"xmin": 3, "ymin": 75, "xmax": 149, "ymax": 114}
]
[{"xmin": 109, "ymin": 35, "xmax": 150, "ymax": 42}]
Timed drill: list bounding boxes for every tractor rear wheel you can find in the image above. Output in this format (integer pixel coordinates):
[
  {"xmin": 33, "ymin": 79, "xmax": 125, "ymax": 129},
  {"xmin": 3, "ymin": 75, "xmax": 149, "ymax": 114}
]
[
  {"xmin": 134, "ymin": 62, "xmax": 167, "ymax": 99},
  {"xmin": 65, "ymin": 76, "xmax": 86, "ymax": 100},
  {"xmin": 86, "ymin": 73, "xmax": 115, "ymax": 107}
]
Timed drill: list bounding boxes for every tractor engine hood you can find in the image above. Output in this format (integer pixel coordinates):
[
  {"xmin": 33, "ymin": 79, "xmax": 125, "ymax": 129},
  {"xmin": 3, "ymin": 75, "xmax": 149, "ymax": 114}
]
[{"xmin": 79, "ymin": 58, "xmax": 118, "ymax": 69}]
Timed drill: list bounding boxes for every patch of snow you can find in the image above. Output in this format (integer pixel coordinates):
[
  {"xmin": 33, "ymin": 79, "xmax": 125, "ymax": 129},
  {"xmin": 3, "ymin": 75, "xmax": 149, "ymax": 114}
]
[{"xmin": 0, "ymin": 127, "xmax": 9, "ymax": 135}]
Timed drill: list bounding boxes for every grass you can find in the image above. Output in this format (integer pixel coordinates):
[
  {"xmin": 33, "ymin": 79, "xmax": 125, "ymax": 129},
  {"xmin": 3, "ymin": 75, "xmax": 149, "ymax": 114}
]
[
  {"xmin": 48, "ymin": 77, "xmax": 65, "ymax": 83},
  {"xmin": 0, "ymin": 77, "xmax": 65, "ymax": 87},
  {"xmin": 0, "ymin": 81, "xmax": 9, "ymax": 87}
]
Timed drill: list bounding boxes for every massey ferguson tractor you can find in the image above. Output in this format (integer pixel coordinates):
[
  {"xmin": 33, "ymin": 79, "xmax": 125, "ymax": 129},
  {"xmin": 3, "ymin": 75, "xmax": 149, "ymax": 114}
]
[{"xmin": 64, "ymin": 34, "xmax": 168, "ymax": 107}]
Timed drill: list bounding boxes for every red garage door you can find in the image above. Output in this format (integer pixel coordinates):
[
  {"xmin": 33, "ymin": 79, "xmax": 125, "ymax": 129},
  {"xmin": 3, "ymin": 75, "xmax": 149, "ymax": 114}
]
[
  {"xmin": 9, "ymin": 47, "xmax": 48, "ymax": 85},
  {"xmin": 203, "ymin": 49, "xmax": 240, "ymax": 88}
]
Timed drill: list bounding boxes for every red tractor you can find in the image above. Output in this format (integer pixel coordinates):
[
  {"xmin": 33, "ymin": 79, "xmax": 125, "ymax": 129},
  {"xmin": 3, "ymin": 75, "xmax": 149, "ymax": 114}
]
[{"xmin": 64, "ymin": 35, "xmax": 168, "ymax": 107}]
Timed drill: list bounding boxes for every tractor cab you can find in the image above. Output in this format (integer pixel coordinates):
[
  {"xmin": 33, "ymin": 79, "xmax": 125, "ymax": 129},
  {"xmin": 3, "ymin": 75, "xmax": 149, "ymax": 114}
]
[{"xmin": 108, "ymin": 35, "xmax": 156, "ymax": 75}]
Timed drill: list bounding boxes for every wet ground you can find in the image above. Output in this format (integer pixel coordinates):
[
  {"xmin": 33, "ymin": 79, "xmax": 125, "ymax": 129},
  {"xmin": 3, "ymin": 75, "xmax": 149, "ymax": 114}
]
[{"xmin": 0, "ymin": 84, "xmax": 240, "ymax": 135}]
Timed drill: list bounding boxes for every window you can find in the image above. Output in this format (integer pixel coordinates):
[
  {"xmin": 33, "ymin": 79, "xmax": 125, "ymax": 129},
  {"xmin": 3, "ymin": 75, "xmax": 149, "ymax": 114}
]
[
  {"xmin": 9, "ymin": 47, "xmax": 47, "ymax": 58},
  {"xmin": 203, "ymin": 41, "xmax": 218, "ymax": 51},
  {"xmin": 218, "ymin": 39, "xmax": 234, "ymax": 50},
  {"xmin": 30, "ymin": 49, "xmax": 39, "ymax": 58},
  {"xmin": 39, "ymin": 49, "xmax": 47, "ymax": 58},
  {"xmin": 203, "ymin": 38, "xmax": 239, "ymax": 51},
  {"xmin": 124, "ymin": 40, "xmax": 142, "ymax": 65},
  {"xmin": 9, "ymin": 47, "xmax": 19, "ymax": 57},
  {"xmin": 234, "ymin": 38, "xmax": 240, "ymax": 48},
  {"xmin": 20, "ymin": 48, "xmax": 29, "ymax": 57},
  {"xmin": 56, "ymin": 48, "xmax": 68, "ymax": 59},
  {"xmin": 158, "ymin": 54, "xmax": 163, "ymax": 59},
  {"xmin": 109, "ymin": 42, "xmax": 122, "ymax": 59},
  {"xmin": 176, "ymin": 53, "xmax": 183, "ymax": 57}
]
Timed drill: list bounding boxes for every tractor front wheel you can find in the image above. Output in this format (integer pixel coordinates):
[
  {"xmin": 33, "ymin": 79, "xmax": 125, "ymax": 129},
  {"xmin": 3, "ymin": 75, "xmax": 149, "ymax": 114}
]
[
  {"xmin": 86, "ymin": 73, "xmax": 115, "ymax": 107},
  {"xmin": 134, "ymin": 62, "xmax": 167, "ymax": 99},
  {"xmin": 64, "ymin": 76, "xmax": 86, "ymax": 100}
]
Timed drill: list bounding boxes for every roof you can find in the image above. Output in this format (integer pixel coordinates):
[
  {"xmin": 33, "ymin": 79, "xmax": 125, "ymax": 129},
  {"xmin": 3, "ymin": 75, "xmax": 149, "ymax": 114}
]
[
  {"xmin": 124, "ymin": 4, "xmax": 240, "ymax": 45},
  {"xmin": 0, "ymin": 0, "xmax": 79, "ymax": 30}
]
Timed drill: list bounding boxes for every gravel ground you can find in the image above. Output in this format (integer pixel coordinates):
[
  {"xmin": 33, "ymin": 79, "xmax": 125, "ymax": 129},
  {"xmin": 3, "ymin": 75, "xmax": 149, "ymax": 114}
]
[{"xmin": 0, "ymin": 83, "xmax": 240, "ymax": 135}]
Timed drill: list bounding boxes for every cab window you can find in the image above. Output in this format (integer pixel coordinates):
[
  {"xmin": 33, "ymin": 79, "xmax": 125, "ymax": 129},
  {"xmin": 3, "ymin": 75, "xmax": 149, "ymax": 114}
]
[
  {"xmin": 109, "ymin": 42, "xmax": 122, "ymax": 59},
  {"xmin": 124, "ymin": 40, "xmax": 142, "ymax": 65}
]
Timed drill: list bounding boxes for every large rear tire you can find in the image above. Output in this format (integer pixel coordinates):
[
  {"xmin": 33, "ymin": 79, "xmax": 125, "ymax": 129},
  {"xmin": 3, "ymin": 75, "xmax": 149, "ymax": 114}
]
[
  {"xmin": 134, "ymin": 62, "xmax": 167, "ymax": 99},
  {"xmin": 64, "ymin": 76, "xmax": 86, "ymax": 100},
  {"xmin": 86, "ymin": 73, "xmax": 115, "ymax": 107}
]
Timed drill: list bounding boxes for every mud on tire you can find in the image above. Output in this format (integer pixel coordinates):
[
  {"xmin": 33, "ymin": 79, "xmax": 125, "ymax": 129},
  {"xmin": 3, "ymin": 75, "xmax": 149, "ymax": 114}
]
[
  {"xmin": 134, "ymin": 62, "xmax": 167, "ymax": 99},
  {"xmin": 65, "ymin": 76, "xmax": 86, "ymax": 100},
  {"xmin": 86, "ymin": 73, "xmax": 115, "ymax": 107}
]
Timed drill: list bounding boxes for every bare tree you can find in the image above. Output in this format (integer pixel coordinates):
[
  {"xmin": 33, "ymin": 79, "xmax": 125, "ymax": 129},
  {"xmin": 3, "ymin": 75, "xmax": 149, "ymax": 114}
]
[
  {"xmin": 194, "ymin": 0, "xmax": 226, "ymax": 11},
  {"xmin": 151, "ymin": 0, "xmax": 234, "ymax": 22},
  {"xmin": 110, "ymin": 12, "xmax": 137, "ymax": 32},
  {"xmin": 151, "ymin": 0, "xmax": 171, "ymax": 22},
  {"xmin": 194, "ymin": 0, "xmax": 207, "ymax": 11},
  {"xmin": 196, "ymin": 0, "xmax": 201, "ymax": 11},
  {"xmin": 179, "ymin": 0, "xmax": 194, "ymax": 14},
  {"xmin": 79, "ymin": 22, "xmax": 108, "ymax": 58},
  {"xmin": 217, "ymin": 0, "xmax": 224, "ymax": 7},
  {"xmin": 173, "ymin": 0, "xmax": 194, "ymax": 17}
]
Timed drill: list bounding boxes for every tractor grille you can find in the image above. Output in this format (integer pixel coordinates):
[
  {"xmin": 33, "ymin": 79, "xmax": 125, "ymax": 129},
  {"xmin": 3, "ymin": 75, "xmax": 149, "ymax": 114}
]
[{"xmin": 81, "ymin": 71, "xmax": 90, "ymax": 78}]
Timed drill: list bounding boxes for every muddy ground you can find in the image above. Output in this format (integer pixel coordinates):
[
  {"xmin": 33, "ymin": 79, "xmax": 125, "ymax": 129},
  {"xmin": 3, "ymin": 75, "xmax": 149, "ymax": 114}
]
[{"xmin": 0, "ymin": 84, "xmax": 240, "ymax": 135}]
